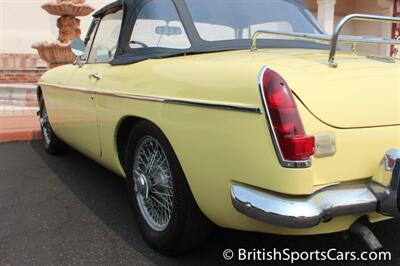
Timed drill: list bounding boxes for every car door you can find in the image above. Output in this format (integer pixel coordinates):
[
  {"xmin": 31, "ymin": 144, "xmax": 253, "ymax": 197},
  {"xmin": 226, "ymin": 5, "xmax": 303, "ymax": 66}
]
[
  {"xmin": 93, "ymin": 0, "xmax": 193, "ymax": 171},
  {"xmin": 60, "ymin": 10, "xmax": 123, "ymax": 159}
]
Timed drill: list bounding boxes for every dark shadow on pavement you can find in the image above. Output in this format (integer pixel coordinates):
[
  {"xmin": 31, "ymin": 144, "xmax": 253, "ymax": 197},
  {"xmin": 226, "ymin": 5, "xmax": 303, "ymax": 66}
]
[{"xmin": 29, "ymin": 141, "xmax": 398, "ymax": 266}]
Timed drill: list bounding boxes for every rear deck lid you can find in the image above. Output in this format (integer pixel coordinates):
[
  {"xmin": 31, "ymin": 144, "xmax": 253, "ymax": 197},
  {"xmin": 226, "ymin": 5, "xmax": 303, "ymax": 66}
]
[{"xmin": 280, "ymin": 53, "xmax": 400, "ymax": 128}]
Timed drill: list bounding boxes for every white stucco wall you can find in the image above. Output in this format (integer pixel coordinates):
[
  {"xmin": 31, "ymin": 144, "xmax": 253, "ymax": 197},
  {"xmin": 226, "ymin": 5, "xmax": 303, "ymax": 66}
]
[
  {"xmin": 0, "ymin": 0, "xmax": 113, "ymax": 54},
  {"xmin": 351, "ymin": 0, "xmax": 394, "ymax": 55},
  {"xmin": 0, "ymin": 0, "xmax": 397, "ymax": 56}
]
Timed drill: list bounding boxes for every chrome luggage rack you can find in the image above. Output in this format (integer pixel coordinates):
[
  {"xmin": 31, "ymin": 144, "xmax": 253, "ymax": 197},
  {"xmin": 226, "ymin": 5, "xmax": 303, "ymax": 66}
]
[{"xmin": 250, "ymin": 14, "xmax": 400, "ymax": 68}]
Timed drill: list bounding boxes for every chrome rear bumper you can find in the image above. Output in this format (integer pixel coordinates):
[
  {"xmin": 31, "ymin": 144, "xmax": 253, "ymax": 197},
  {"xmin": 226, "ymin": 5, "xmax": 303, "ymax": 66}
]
[{"xmin": 231, "ymin": 149, "xmax": 400, "ymax": 228}]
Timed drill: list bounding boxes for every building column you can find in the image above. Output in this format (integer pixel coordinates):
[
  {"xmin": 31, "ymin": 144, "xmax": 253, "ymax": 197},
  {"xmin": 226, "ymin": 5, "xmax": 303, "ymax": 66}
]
[
  {"xmin": 317, "ymin": 0, "xmax": 336, "ymax": 34},
  {"xmin": 377, "ymin": 0, "xmax": 395, "ymax": 56},
  {"xmin": 377, "ymin": 0, "xmax": 394, "ymax": 10}
]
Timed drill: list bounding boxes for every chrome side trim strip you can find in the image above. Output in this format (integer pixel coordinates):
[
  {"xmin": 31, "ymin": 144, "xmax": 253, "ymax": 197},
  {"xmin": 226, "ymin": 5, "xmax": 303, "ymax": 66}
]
[
  {"xmin": 38, "ymin": 82, "xmax": 262, "ymax": 114},
  {"xmin": 38, "ymin": 82, "xmax": 93, "ymax": 94},
  {"xmin": 257, "ymin": 66, "xmax": 311, "ymax": 168}
]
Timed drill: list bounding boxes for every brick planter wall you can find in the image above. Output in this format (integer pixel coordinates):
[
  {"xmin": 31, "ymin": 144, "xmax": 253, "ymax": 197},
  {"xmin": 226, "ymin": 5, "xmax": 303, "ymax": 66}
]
[{"xmin": 0, "ymin": 54, "xmax": 48, "ymax": 84}]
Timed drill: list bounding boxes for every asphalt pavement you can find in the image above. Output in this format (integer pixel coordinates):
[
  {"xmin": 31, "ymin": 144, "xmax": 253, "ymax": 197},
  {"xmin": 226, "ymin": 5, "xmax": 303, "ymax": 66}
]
[{"xmin": 0, "ymin": 141, "xmax": 399, "ymax": 266}]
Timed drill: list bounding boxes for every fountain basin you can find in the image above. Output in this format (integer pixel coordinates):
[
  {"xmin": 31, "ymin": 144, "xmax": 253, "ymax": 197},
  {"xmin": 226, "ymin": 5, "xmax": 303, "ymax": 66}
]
[
  {"xmin": 42, "ymin": 1, "xmax": 94, "ymax": 17},
  {"xmin": 32, "ymin": 41, "xmax": 76, "ymax": 68}
]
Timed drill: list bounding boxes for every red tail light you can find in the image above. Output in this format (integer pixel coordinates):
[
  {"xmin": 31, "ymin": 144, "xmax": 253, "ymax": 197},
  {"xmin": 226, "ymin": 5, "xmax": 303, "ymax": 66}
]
[{"xmin": 261, "ymin": 68, "xmax": 315, "ymax": 163}]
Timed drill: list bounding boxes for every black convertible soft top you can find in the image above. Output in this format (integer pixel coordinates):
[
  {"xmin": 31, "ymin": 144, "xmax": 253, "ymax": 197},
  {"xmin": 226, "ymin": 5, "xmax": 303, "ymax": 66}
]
[
  {"xmin": 93, "ymin": 0, "xmax": 310, "ymax": 17},
  {"xmin": 89, "ymin": 0, "xmax": 328, "ymax": 65},
  {"xmin": 93, "ymin": 0, "xmax": 123, "ymax": 18}
]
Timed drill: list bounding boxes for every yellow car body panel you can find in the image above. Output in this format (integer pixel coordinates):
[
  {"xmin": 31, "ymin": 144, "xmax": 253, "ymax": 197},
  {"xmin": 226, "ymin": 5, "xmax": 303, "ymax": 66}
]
[{"xmin": 38, "ymin": 48, "xmax": 400, "ymax": 235}]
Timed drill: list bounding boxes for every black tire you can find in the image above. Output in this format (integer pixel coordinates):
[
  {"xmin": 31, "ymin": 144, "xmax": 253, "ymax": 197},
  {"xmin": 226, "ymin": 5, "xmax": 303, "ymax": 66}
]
[
  {"xmin": 38, "ymin": 95, "xmax": 67, "ymax": 155},
  {"xmin": 125, "ymin": 121, "xmax": 214, "ymax": 255}
]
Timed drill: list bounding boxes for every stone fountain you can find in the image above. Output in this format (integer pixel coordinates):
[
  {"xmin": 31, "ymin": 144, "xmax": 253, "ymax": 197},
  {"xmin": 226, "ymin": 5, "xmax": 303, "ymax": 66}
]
[{"xmin": 32, "ymin": 0, "xmax": 94, "ymax": 68}]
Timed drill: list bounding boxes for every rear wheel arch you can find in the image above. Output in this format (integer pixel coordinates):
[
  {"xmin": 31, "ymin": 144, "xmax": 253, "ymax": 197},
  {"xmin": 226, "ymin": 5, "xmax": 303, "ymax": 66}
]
[
  {"xmin": 122, "ymin": 119, "xmax": 214, "ymax": 254},
  {"xmin": 115, "ymin": 116, "xmax": 211, "ymax": 217},
  {"xmin": 116, "ymin": 116, "xmax": 142, "ymax": 168},
  {"xmin": 116, "ymin": 117, "xmax": 173, "ymax": 173}
]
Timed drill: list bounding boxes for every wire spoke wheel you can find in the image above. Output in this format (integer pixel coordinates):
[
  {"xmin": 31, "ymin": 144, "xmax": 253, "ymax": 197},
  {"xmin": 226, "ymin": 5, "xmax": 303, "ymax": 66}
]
[
  {"xmin": 38, "ymin": 95, "xmax": 67, "ymax": 155},
  {"xmin": 133, "ymin": 136, "xmax": 174, "ymax": 232},
  {"xmin": 125, "ymin": 122, "xmax": 213, "ymax": 254},
  {"xmin": 39, "ymin": 104, "xmax": 52, "ymax": 145}
]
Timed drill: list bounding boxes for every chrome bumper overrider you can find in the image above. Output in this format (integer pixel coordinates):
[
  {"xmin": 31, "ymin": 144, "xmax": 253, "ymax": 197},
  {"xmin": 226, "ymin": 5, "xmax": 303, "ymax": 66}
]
[{"xmin": 231, "ymin": 150, "xmax": 400, "ymax": 228}]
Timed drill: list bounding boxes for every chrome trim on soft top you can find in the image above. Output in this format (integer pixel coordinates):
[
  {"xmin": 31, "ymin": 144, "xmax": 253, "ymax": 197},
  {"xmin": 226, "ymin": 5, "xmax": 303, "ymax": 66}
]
[
  {"xmin": 38, "ymin": 82, "xmax": 262, "ymax": 114},
  {"xmin": 231, "ymin": 149, "xmax": 400, "ymax": 228},
  {"xmin": 258, "ymin": 66, "xmax": 312, "ymax": 168}
]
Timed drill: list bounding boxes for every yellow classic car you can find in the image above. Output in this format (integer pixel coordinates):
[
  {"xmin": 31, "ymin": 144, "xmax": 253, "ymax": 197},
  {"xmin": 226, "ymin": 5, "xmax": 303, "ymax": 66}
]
[{"xmin": 37, "ymin": 0, "xmax": 400, "ymax": 254}]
